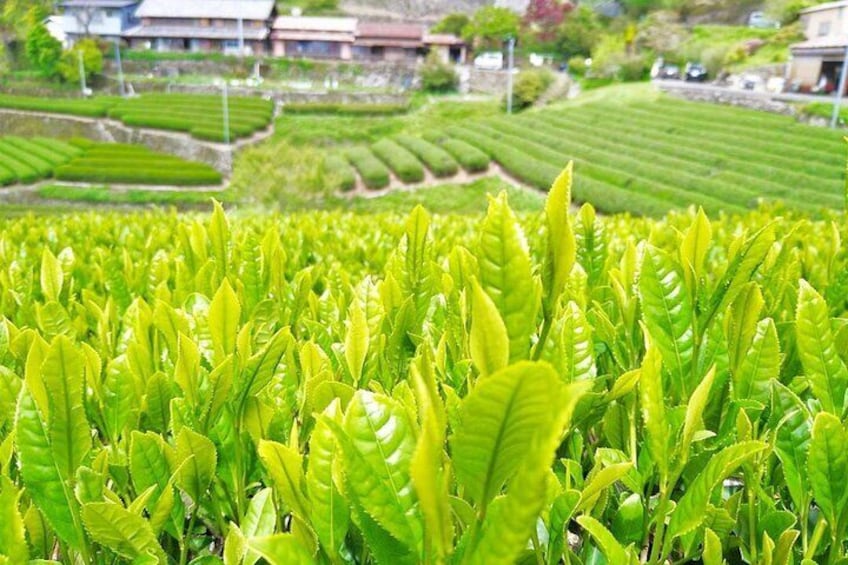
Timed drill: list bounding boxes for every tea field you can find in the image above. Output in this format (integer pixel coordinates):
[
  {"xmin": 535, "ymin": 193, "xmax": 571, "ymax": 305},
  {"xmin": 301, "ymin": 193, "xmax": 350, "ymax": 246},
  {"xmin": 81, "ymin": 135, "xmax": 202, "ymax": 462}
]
[
  {"xmin": 0, "ymin": 136, "xmax": 222, "ymax": 187},
  {"xmin": 0, "ymin": 93, "xmax": 274, "ymax": 142},
  {"xmin": 1, "ymin": 166, "xmax": 848, "ymax": 564}
]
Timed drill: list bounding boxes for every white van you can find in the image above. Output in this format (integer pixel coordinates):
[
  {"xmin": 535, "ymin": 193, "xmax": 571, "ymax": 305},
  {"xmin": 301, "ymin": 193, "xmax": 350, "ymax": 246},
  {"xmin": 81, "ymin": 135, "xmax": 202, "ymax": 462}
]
[{"xmin": 474, "ymin": 52, "xmax": 504, "ymax": 71}]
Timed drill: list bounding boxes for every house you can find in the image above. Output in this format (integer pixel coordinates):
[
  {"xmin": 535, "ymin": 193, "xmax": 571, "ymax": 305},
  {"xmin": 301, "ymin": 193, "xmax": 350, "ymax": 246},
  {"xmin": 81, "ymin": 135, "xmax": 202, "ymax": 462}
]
[
  {"xmin": 352, "ymin": 22, "xmax": 426, "ymax": 62},
  {"xmin": 123, "ymin": 0, "xmax": 275, "ymax": 55},
  {"xmin": 59, "ymin": 0, "xmax": 140, "ymax": 44},
  {"xmin": 790, "ymin": 0, "xmax": 848, "ymax": 93},
  {"xmin": 424, "ymin": 33, "xmax": 467, "ymax": 64},
  {"xmin": 271, "ymin": 16, "xmax": 357, "ymax": 60}
]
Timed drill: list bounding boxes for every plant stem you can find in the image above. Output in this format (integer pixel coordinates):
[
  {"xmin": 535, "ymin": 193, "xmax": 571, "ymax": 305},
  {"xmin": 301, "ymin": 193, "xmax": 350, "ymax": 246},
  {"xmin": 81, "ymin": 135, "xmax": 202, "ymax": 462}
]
[
  {"xmin": 180, "ymin": 510, "xmax": 198, "ymax": 565},
  {"xmin": 746, "ymin": 472, "xmax": 758, "ymax": 564},
  {"xmin": 532, "ymin": 315, "xmax": 554, "ymax": 362},
  {"xmin": 806, "ymin": 517, "xmax": 827, "ymax": 561}
]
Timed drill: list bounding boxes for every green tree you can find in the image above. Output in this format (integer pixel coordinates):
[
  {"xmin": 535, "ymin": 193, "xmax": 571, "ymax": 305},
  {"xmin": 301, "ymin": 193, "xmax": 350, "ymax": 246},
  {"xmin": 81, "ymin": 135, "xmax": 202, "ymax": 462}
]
[
  {"xmin": 464, "ymin": 6, "xmax": 520, "ymax": 47},
  {"xmin": 555, "ymin": 6, "xmax": 601, "ymax": 60},
  {"xmin": 58, "ymin": 38, "xmax": 103, "ymax": 83},
  {"xmin": 25, "ymin": 22, "xmax": 62, "ymax": 78},
  {"xmin": 432, "ymin": 13, "xmax": 470, "ymax": 36}
]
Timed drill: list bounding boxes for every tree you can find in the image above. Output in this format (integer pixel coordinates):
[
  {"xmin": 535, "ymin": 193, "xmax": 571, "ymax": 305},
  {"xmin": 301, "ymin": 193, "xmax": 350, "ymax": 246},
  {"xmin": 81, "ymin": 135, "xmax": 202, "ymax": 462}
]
[
  {"xmin": 431, "ymin": 13, "xmax": 470, "ymax": 37},
  {"xmin": 555, "ymin": 5, "xmax": 601, "ymax": 60},
  {"xmin": 524, "ymin": 0, "xmax": 573, "ymax": 44},
  {"xmin": 463, "ymin": 6, "xmax": 520, "ymax": 47},
  {"xmin": 25, "ymin": 22, "xmax": 62, "ymax": 78},
  {"xmin": 58, "ymin": 38, "xmax": 102, "ymax": 84}
]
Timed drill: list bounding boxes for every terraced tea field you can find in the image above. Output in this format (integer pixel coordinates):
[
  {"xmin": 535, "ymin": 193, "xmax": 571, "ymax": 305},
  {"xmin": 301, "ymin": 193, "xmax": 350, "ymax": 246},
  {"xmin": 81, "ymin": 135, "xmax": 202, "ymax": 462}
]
[
  {"xmin": 448, "ymin": 97, "xmax": 846, "ymax": 215},
  {"xmin": 0, "ymin": 93, "xmax": 275, "ymax": 142},
  {"xmin": 350, "ymin": 93, "xmax": 846, "ymax": 216},
  {"xmin": 0, "ymin": 136, "xmax": 222, "ymax": 186}
]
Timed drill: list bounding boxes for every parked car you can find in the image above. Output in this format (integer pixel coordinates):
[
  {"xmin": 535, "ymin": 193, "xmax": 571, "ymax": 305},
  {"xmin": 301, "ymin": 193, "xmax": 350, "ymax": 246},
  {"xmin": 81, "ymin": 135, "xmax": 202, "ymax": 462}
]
[
  {"xmin": 684, "ymin": 62, "xmax": 708, "ymax": 82},
  {"xmin": 474, "ymin": 52, "xmax": 504, "ymax": 71},
  {"xmin": 657, "ymin": 64, "xmax": 681, "ymax": 80},
  {"xmin": 748, "ymin": 11, "xmax": 779, "ymax": 29}
]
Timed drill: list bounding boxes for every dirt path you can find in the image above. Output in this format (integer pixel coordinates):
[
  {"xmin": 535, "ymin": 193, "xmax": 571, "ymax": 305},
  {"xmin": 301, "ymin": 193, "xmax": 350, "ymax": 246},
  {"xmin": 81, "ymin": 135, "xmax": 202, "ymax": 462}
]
[{"xmin": 345, "ymin": 161, "xmax": 544, "ymax": 199}]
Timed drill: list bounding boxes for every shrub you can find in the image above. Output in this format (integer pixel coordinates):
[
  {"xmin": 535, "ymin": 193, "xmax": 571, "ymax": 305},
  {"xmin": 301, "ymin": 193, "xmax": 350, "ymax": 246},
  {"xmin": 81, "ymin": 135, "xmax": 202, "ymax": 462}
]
[
  {"xmin": 0, "ymin": 94, "xmax": 112, "ymax": 117},
  {"xmin": 510, "ymin": 69, "xmax": 553, "ymax": 111},
  {"xmin": 346, "ymin": 147, "xmax": 390, "ymax": 190},
  {"xmin": 440, "ymin": 138, "xmax": 490, "ymax": 172},
  {"xmin": 58, "ymin": 38, "xmax": 103, "ymax": 84},
  {"xmin": 54, "ymin": 165, "xmax": 222, "ymax": 186},
  {"xmin": 323, "ymin": 154, "xmax": 357, "ymax": 192},
  {"xmin": 394, "ymin": 135, "xmax": 459, "ymax": 177},
  {"xmin": 371, "ymin": 139, "xmax": 425, "ymax": 183},
  {"xmin": 567, "ymin": 55, "xmax": 588, "ymax": 76},
  {"xmin": 420, "ymin": 52, "xmax": 459, "ymax": 93},
  {"xmin": 25, "ymin": 23, "xmax": 62, "ymax": 79},
  {"xmin": 283, "ymin": 102, "xmax": 409, "ymax": 116}
]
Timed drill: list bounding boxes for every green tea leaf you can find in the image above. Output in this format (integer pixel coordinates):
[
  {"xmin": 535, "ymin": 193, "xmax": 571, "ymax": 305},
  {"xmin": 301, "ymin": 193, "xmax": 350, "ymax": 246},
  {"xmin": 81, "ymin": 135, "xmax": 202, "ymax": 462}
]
[
  {"xmin": 247, "ymin": 534, "xmax": 314, "ymax": 565},
  {"xmin": 81, "ymin": 502, "xmax": 166, "ymax": 563},
  {"xmin": 808, "ymin": 412, "xmax": 848, "ymax": 528},
  {"xmin": 796, "ymin": 280, "xmax": 848, "ymax": 415},
  {"xmin": 543, "ymin": 163, "xmax": 576, "ymax": 312},
  {"xmin": 175, "ymin": 428, "xmax": 217, "ymax": 504},
  {"xmin": 209, "ymin": 278, "xmax": 240, "ymax": 364},
  {"xmin": 733, "ymin": 318, "xmax": 780, "ymax": 405},
  {"xmin": 469, "ymin": 278, "xmax": 509, "ymax": 378},
  {"xmin": 478, "ymin": 191, "xmax": 537, "ymax": 362}
]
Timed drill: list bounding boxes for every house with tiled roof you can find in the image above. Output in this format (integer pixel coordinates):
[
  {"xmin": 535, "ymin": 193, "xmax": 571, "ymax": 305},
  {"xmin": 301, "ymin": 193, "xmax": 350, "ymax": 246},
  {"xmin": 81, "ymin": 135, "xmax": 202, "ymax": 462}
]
[
  {"xmin": 123, "ymin": 0, "xmax": 275, "ymax": 55},
  {"xmin": 790, "ymin": 0, "xmax": 848, "ymax": 93},
  {"xmin": 271, "ymin": 16, "xmax": 358, "ymax": 59},
  {"xmin": 59, "ymin": 0, "xmax": 141, "ymax": 43}
]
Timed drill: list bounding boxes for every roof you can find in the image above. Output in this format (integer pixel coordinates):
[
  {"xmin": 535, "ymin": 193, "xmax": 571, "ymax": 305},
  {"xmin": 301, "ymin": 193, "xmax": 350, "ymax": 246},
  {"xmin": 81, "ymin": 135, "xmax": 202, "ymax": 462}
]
[
  {"xmin": 123, "ymin": 24, "xmax": 268, "ymax": 40},
  {"xmin": 423, "ymin": 33, "xmax": 464, "ymax": 46},
  {"xmin": 356, "ymin": 22, "xmax": 423, "ymax": 40},
  {"xmin": 60, "ymin": 0, "xmax": 139, "ymax": 6},
  {"xmin": 134, "ymin": 0, "xmax": 274, "ymax": 20},
  {"xmin": 273, "ymin": 16, "xmax": 357, "ymax": 33},
  {"xmin": 791, "ymin": 35, "xmax": 848, "ymax": 51},
  {"xmin": 800, "ymin": 0, "xmax": 848, "ymax": 15}
]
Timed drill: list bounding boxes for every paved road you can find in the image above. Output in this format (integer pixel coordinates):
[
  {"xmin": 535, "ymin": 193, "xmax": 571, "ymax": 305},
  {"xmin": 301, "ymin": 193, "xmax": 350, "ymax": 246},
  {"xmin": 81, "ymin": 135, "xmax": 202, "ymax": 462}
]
[{"xmin": 655, "ymin": 79, "xmax": 843, "ymax": 105}]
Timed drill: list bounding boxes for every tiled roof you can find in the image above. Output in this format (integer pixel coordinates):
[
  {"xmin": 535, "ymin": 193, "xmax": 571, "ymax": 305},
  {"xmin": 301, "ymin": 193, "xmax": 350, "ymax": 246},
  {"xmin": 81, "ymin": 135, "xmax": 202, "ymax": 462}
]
[
  {"xmin": 791, "ymin": 35, "xmax": 848, "ymax": 50},
  {"xmin": 123, "ymin": 24, "xmax": 268, "ymax": 40},
  {"xmin": 60, "ymin": 0, "xmax": 139, "ymax": 6},
  {"xmin": 800, "ymin": 1, "xmax": 848, "ymax": 15},
  {"xmin": 134, "ymin": 0, "xmax": 274, "ymax": 20},
  {"xmin": 424, "ymin": 33, "xmax": 464, "ymax": 45},
  {"xmin": 356, "ymin": 22, "xmax": 423, "ymax": 40},
  {"xmin": 273, "ymin": 16, "xmax": 357, "ymax": 33}
]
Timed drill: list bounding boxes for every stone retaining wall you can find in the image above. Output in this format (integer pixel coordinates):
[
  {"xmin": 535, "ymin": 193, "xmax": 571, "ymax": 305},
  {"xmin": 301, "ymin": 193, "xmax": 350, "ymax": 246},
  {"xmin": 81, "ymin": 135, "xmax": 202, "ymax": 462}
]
[{"xmin": 0, "ymin": 111, "xmax": 234, "ymax": 172}]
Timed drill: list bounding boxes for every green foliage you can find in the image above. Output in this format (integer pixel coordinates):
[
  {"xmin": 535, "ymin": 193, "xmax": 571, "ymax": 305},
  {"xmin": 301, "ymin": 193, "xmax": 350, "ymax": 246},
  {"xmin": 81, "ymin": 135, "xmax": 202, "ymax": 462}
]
[
  {"xmin": 509, "ymin": 69, "xmax": 554, "ymax": 110},
  {"xmin": 463, "ymin": 6, "xmax": 520, "ymax": 46},
  {"xmin": 345, "ymin": 146, "xmax": 390, "ymax": 189},
  {"xmin": 556, "ymin": 6, "xmax": 602, "ymax": 59},
  {"xmin": 420, "ymin": 52, "xmax": 459, "ymax": 93},
  {"xmin": 371, "ymin": 138, "xmax": 425, "ymax": 183},
  {"xmin": 58, "ymin": 38, "xmax": 103, "ymax": 84},
  {"xmin": 431, "ymin": 12, "xmax": 470, "ymax": 36},
  {"xmin": 24, "ymin": 22, "xmax": 61, "ymax": 79},
  {"xmin": 283, "ymin": 102, "xmax": 409, "ymax": 116},
  {"xmin": 231, "ymin": 140, "xmax": 331, "ymax": 205},
  {"xmin": 394, "ymin": 134, "xmax": 459, "ymax": 177}
]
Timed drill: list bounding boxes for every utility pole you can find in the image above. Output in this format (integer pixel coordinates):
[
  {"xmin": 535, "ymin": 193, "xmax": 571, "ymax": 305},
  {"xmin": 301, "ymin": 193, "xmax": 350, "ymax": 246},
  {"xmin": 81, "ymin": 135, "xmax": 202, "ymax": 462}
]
[
  {"xmin": 831, "ymin": 43, "xmax": 848, "ymax": 128},
  {"xmin": 222, "ymin": 80, "xmax": 230, "ymax": 145},
  {"xmin": 506, "ymin": 36, "xmax": 515, "ymax": 114},
  {"xmin": 78, "ymin": 49, "xmax": 87, "ymax": 96},
  {"xmin": 114, "ymin": 40, "xmax": 125, "ymax": 97},
  {"xmin": 237, "ymin": 17, "xmax": 244, "ymax": 57}
]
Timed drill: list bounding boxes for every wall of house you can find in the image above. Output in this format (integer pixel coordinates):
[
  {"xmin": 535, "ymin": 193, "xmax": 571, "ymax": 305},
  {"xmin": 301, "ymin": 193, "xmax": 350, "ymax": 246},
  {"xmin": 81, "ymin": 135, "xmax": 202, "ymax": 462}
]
[
  {"xmin": 800, "ymin": 6, "xmax": 848, "ymax": 38},
  {"xmin": 63, "ymin": 7, "xmax": 132, "ymax": 37},
  {"xmin": 791, "ymin": 54, "xmax": 823, "ymax": 87}
]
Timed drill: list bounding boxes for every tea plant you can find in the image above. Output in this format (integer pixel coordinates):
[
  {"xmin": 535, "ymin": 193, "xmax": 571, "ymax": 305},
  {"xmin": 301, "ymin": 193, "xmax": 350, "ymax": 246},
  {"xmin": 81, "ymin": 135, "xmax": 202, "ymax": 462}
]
[{"xmin": 0, "ymin": 164, "xmax": 847, "ymax": 564}]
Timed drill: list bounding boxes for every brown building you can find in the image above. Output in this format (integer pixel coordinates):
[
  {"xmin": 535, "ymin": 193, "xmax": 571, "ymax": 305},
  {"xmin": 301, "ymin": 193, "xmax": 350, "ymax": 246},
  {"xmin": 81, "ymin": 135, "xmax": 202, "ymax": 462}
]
[
  {"xmin": 352, "ymin": 22, "xmax": 426, "ymax": 62},
  {"xmin": 271, "ymin": 16, "xmax": 357, "ymax": 60},
  {"xmin": 123, "ymin": 0, "xmax": 275, "ymax": 55},
  {"xmin": 790, "ymin": 0, "xmax": 848, "ymax": 93}
]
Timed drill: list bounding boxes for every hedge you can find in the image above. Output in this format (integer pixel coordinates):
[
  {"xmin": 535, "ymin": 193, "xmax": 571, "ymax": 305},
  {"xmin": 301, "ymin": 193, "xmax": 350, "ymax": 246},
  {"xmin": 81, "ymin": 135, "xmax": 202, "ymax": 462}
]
[
  {"xmin": 445, "ymin": 126, "xmax": 675, "ymax": 217},
  {"xmin": 3, "ymin": 137, "xmax": 70, "ymax": 166},
  {"xmin": 439, "ymin": 139, "xmax": 490, "ymax": 173},
  {"xmin": 0, "ymin": 94, "xmax": 115, "ymax": 117},
  {"xmin": 0, "ymin": 163, "xmax": 16, "ymax": 185},
  {"xmin": 371, "ymin": 139, "xmax": 425, "ymax": 184},
  {"xmin": 283, "ymin": 102, "xmax": 409, "ymax": 116},
  {"xmin": 0, "ymin": 141, "xmax": 53, "ymax": 176},
  {"xmin": 54, "ymin": 165, "xmax": 222, "ymax": 186},
  {"xmin": 0, "ymin": 153, "xmax": 40, "ymax": 183},
  {"xmin": 31, "ymin": 138, "xmax": 83, "ymax": 159},
  {"xmin": 324, "ymin": 154, "xmax": 357, "ymax": 192},
  {"xmin": 345, "ymin": 147, "xmax": 390, "ymax": 190},
  {"xmin": 393, "ymin": 135, "xmax": 459, "ymax": 178}
]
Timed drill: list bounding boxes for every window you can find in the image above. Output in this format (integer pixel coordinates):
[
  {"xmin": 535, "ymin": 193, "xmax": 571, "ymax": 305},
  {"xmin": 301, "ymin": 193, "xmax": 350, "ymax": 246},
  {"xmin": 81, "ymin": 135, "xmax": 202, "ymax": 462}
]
[{"xmin": 819, "ymin": 20, "xmax": 831, "ymax": 36}]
